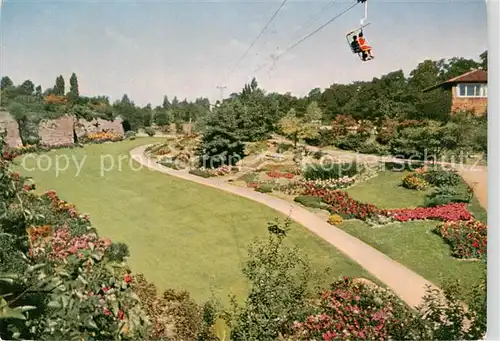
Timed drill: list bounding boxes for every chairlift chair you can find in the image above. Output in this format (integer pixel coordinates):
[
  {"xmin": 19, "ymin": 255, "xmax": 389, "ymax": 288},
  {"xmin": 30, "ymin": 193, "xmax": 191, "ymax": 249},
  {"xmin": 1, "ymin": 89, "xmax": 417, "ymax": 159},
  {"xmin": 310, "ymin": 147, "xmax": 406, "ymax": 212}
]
[
  {"xmin": 346, "ymin": 0, "xmax": 373, "ymax": 62},
  {"xmin": 345, "ymin": 23, "xmax": 371, "ymax": 60}
]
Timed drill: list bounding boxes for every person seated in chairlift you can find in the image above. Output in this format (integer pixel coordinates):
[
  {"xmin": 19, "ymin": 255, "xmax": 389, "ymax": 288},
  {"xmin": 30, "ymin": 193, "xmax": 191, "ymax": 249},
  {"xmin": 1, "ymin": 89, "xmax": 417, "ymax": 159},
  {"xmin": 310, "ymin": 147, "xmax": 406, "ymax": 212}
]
[
  {"xmin": 358, "ymin": 31, "xmax": 374, "ymax": 60},
  {"xmin": 350, "ymin": 35, "xmax": 362, "ymax": 54}
]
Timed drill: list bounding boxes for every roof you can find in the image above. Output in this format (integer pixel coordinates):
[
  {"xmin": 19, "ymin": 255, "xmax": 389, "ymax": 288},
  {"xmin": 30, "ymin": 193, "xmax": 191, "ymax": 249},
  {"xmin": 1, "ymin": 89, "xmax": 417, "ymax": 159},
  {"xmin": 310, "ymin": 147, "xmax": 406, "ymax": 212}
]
[{"xmin": 423, "ymin": 69, "xmax": 488, "ymax": 92}]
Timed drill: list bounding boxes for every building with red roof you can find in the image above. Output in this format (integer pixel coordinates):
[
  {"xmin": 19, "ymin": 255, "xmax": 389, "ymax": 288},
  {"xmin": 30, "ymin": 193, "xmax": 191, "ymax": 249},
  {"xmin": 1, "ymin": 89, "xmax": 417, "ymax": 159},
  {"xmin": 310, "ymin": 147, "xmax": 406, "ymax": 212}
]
[{"xmin": 423, "ymin": 69, "xmax": 487, "ymax": 116}]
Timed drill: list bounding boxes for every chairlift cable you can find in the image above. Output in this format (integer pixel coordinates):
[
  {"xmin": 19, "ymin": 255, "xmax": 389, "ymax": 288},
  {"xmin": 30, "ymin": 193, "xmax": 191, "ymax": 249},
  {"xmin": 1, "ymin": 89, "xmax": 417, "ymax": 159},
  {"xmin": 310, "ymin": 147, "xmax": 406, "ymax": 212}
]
[
  {"xmin": 219, "ymin": 0, "xmax": 290, "ymax": 87},
  {"xmin": 272, "ymin": 0, "xmax": 359, "ymax": 63}
]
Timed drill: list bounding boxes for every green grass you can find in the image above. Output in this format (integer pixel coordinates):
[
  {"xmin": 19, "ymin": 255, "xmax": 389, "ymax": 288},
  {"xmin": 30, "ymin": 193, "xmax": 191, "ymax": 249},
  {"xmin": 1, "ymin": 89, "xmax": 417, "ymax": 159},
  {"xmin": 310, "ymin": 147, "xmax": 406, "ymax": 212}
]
[
  {"xmin": 340, "ymin": 220, "xmax": 485, "ymax": 297},
  {"xmin": 347, "ymin": 170, "xmax": 430, "ymax": 208},
  {"xmin": 14, "ymin": 138, "xmax": 372, "ymax": 303},
  {"xmin": 343, "ymin": 170, "xmax": 486, "ymax": 298}
]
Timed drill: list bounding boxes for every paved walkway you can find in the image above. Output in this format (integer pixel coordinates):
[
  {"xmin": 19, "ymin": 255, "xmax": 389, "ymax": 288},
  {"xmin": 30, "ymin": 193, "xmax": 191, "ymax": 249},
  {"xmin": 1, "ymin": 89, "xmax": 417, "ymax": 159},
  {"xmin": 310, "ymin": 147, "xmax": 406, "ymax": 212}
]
[{"xmin": 131, "ymin": 144, "xmax": 438, "ymax": 309}]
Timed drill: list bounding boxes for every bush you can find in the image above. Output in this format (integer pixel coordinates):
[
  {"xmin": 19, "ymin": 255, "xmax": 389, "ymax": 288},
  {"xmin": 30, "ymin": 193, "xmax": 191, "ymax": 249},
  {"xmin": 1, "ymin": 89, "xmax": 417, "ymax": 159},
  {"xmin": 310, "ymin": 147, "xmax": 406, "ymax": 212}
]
[
  {"xmin": 357, "ymin": 140, "xmax": 390, "ymax": 155},
  {"xmin": 436, "ymin": 219, "xmax": 487, "ymax": 260},
  {"xmin": 303, "ymin": 162, "xmax": 361, "ymax": 180},
  {"xmin": 293, "ymin": 195, "xmax": 326, "ymax": 209},
  {"xmin": 125, "ymin": 130, "xmax": 136, "ymax": 139},
  {"xmin": 422, "ymin": 169, "xmax": 461, "ymax": 187},
  {"xmin": 144, "ymin": 127, "xmax": 156, "ymax": 136},
  {"xmin": 335, "ymin": 133, "xmax": 367, "ymax": 151},
  {"xmin": 327, "ymin": 214, "xmax": 343, "ymax": 225},
  {"xmin": 312, "ymin": 150, "xmax": 325, "ymax": 160},
  {"xmin": 159, "ymin": 159, "xmax": 183, "ymax": 170},
  {"xmin": 285, "ymin": 277, "xmax": 418, "ymax": 340},
  {"xmin": 424, "ymin": 185, "xmax": 469, "ymax": 207},
  {"xmin": 255, "ymin": 183, "xmax": 273, "ymax": 193},
  {"xmin": 228, "ymin": 219, "xmax": 316, "ymax": 340},
  {"xmin": 189, "ymin": 168, "xmax": 212, "ymax": 178},
  {"xmin": 277, "ymin": 142, "xmax": 294, "ymax": 153}
]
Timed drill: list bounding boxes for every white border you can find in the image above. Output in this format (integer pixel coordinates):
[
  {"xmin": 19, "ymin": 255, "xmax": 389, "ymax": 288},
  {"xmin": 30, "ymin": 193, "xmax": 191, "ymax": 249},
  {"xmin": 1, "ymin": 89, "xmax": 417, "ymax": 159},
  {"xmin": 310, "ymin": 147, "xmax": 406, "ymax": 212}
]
[{"xmin": 487, "ymin": 0, "xmax": 499, "ymax": 339}]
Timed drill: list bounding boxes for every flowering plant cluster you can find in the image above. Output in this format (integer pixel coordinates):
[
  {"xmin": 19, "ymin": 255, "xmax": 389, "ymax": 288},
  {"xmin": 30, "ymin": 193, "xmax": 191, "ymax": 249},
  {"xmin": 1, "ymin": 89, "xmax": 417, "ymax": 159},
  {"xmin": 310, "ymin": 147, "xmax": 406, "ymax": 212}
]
[
  {"xmin": 2, "ymin": 143, "xmax": 76, "ymax": 160},
  {"xmin": 197, "ymin": 165, "xmax": 232, "ymax": 177},
  {"xmin": 303, "ymin": 185, "xmax": 381, "ymax": 220},
  {"xmin": 301, "ymin": 176, "xmax": 355, "ymax": 191},
  {"xmin": 285, "ymin": 277, "xmax": 416, "ymax": 341},
  {"xmin": 402, "ymin": 173, "xmax": 428, "ymax": 190},
  {"xmin": 387, "ymin": 203, "xmax": 473, "ymax": 222},
  {"xmin": 30, "ymin": 226, "xmax": 111, "ymax": 261},
  {"xmin": 266, "ymin": 170, "xmax": 294, "ymax": 179},
  {"xmin": 437, "ymin": 219, "xmax": 487, "ymax": 259},
  {"xmin": 86, "ymin": 131, "xmax": 124, "ymax": 143}
]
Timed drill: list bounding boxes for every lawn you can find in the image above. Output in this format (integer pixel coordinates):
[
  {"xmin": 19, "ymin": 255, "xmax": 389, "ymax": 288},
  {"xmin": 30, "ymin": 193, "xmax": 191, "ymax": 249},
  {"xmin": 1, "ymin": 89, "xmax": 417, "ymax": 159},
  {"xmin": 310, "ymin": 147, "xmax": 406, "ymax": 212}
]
[
  {"xmin": 343, "ymin": 170, "xmax": 486, "ymax": 297},
  {"xmin": 14, "ymin": 138, "xmax": 372, "ymax": 303}
]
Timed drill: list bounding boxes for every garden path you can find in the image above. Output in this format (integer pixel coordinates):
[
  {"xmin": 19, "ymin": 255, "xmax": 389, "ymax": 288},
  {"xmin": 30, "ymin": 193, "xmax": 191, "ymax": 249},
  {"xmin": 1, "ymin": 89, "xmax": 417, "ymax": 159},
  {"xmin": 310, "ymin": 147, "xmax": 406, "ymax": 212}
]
[{"xmin": 131, "ymin": 144, "xmax": 438, "ymax": 309}]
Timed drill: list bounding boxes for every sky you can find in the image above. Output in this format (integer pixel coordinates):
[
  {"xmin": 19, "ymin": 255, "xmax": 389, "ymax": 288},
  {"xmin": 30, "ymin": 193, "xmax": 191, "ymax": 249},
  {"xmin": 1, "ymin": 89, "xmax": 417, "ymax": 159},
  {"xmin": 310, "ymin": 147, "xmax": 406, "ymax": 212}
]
[{"xmin": 0, "ymin": 0, "xmax": 488, "ymax": 106}]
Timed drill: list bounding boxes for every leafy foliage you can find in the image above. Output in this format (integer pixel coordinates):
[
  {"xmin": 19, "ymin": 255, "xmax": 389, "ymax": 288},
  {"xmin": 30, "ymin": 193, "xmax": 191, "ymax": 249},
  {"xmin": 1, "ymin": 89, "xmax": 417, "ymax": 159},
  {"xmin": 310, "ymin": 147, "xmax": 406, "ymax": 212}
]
[{"xmin": 227, "ymin": 219, "xmax": 316, "ymax": 340}]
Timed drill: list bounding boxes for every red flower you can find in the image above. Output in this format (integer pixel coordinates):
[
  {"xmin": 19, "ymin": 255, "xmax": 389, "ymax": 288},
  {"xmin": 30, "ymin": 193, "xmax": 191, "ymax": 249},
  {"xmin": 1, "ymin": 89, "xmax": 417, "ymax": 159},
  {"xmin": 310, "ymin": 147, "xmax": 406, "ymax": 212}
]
[
  {"xmin": 103, "ymin": 307, "xmax": 111, "ymax": 316},
  {"xmin": 118, "ymin": 310, "xmax": 125, "ymax": 320},
  {"xmin": 102, "ymin": 286, "xmax": 110, "ymax": 293},
  {"xmin": 124, "ymin": 274, "xmax": 133, "ymax": 283}
]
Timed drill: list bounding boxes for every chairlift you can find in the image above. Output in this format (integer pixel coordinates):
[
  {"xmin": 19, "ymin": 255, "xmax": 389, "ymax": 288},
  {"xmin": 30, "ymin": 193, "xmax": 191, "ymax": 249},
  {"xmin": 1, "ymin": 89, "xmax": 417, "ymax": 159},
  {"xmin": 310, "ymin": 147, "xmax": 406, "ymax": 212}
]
[{"xmin": 346, "ymin": 0, "xmax": 373, "ymax": 62}]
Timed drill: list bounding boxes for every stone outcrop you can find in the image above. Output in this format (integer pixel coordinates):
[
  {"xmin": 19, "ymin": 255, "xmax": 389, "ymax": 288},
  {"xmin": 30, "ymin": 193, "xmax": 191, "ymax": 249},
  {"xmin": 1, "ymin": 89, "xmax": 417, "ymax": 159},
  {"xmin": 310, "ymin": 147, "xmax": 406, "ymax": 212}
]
[
  {"xmin": 38, "ymin": 116, "xmax": 75, "ymax": 146},
  {"xmin": 0, "ymin": 111, "xmax": 23, "ymax": 147},
  {"xmin": 74, "ymin": 117, "xmax": 125, "ymax": 138}
]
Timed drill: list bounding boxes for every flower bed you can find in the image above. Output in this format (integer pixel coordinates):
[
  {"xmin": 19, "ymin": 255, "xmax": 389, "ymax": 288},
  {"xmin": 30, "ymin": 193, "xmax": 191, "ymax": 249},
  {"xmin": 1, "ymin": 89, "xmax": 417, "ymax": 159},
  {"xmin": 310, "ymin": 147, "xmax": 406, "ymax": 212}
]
[
  {"xmin": 387, "ymin": 203, "xmax": 473, "ymax": 222},
  {"xmin": 266, "ymin": 170, "xmax": 294, "ymax": 179},
  {"xmin": 3, "ymin": 143, "xmax": 76, "ymax": 160},
  {"xmin": 302, "ymin": 185, "xmax": 383, "ymax": 222},
  {"xmin": 402, "ymin": 173, "xmax": 428, "ymax": 190},
  {"xmin": 436, "ymin": 219, "xmax": 487, "ymax": 260},
  {"xmin": 85, "ymin": 131, "xmax": 123, "ymax": 143},
  {"xmin": 285, "ymin": 277, "xmax": 415, "ymax": 341},
  {"xmin": 301, "ymin": 176, "xmax": 355, "ymax": 191},
  {"xmin": 189, "ymin": 166, "xmax": 232, "ymax": 178}
]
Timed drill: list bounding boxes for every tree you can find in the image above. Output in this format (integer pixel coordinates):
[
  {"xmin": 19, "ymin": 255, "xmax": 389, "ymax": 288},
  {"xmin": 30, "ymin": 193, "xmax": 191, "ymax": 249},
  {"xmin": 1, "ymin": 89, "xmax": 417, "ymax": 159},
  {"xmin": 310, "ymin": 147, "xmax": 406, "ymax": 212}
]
[
  {"xmin": 19, "ymin": 80, "xmax": 35, "ymax": 95},
  {"xmin": 479, "ymin": 50, "xmax": 487, "ymax": 70},
  {"xmin": 162, "ymin": 95, "xmax": 171, "ymax": 109},
  {"xmin": 0, "ymin": 76, "xmax": 13, "ymax": 90},
  {"xmin": 68, "ymin": 73, "xmax": 79, "ymax": 103},
  {"xmin": 278, "ymin": 108, "xmax": 320, "ymax": 148},
  {"xmin": 54, "ymin": 75, "xmax": 65, "ymax": 96},
  {"xmin": 229, "ymin": 219, "xmax": 315, "ymax": 340},
  {"xmin": 196, "ymin": 100, "xmax": 246, "ymax": 168}
]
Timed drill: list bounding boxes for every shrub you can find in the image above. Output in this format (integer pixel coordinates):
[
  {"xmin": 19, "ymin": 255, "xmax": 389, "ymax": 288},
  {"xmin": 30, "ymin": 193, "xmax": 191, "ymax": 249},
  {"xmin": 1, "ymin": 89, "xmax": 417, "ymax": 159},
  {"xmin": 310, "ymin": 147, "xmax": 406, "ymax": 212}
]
[
  {"xmin": 312, "ymin": 150, "xmax": 325, "ymax": 160},
  {"xmin": 85, "ymin": 131, "xmax": 123, "ymax": 143},
  {"xmin": 255, "ymin": 184, "xmax": 273, "ymax": 193},
  {"xmin": 293, "ymin": 195, "xmax": 326, "ymax": 209},
  {"xmin": 285, "ymin": 277, "xmax": 418, "ymax": 340},
  {"xmin": 357, "ymin": 140, "xmax": 390, "ymax": 155},
  {"xmin": 327, "ymin": 214, "xmax": 343, "ymax": 225},
  {"xmin": 228, "ymin": 219, "xmax": 316, "ymax": 340},
  {"xmin": 277, "ymin": 142, "xmax": 294, "ymax": 153},
  {"xmin": 303, "ymin": 162, "xmax": 361, "ymax": 180},
  {"xmin": 188, "ymin": 168, "xmax": 212, "ymax": 178},
  {"xmin": 424, "ymin": 186, "xmax": 469, "ymax": 207},
  {"xmin": 436, "ymin": 219, "xmax": 487, "ymax": 259},
  {"xmin": 144, "ymin": 127, "xmax": 156, "ymax": 136},
  {"xmin": 244, "ymin": 141, "xmax": 268, "ymax": 155},
  {"xmin": 335, "ymin": 133, "xmax": 367, "ymax": 151},
  {"xmin": 125, "ymin": 130, "xmax": 136, "ymax": 139},
  {"xmin": 402, "ymin": 174, "xmax": 428, "ymax": 190},
  {"xmin": 422, "ymin": 169, "xmax": 461, "ymax": 187}
]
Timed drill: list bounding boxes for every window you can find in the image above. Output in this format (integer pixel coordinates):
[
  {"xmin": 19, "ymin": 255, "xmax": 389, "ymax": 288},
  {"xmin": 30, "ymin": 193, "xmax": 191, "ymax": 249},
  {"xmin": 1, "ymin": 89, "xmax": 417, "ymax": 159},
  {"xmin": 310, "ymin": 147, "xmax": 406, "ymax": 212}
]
[{"xmin": 456, "ymin": 83, "xmax": 487, "ymax": 98}]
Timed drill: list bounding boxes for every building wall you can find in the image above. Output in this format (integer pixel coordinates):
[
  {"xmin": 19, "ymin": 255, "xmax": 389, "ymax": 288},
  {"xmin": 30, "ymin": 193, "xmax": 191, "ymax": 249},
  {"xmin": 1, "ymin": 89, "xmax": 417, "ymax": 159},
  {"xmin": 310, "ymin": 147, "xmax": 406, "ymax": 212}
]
[
  {"xmin": 39, "ymin": 116, "xmax": 75, "ymax": 146},
  {"xmin": 450, "ymin": 85, "xmax": 488, "ymax": 116},
  {"xmin": 0, "ymin": 111, "xmax": 23, "ymax": 147},
  {"xmin": 75, "ymin": 118, "xmax": 125, "ymax": 138}
]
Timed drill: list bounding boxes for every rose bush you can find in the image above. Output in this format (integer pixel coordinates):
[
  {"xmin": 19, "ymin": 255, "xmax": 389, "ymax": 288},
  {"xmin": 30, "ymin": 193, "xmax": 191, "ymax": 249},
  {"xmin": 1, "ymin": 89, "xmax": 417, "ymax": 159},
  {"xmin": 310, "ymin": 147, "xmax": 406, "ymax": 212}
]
[{"xmin": 437, "ymin": 219, "xmax": 487, "ymax": 260}]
